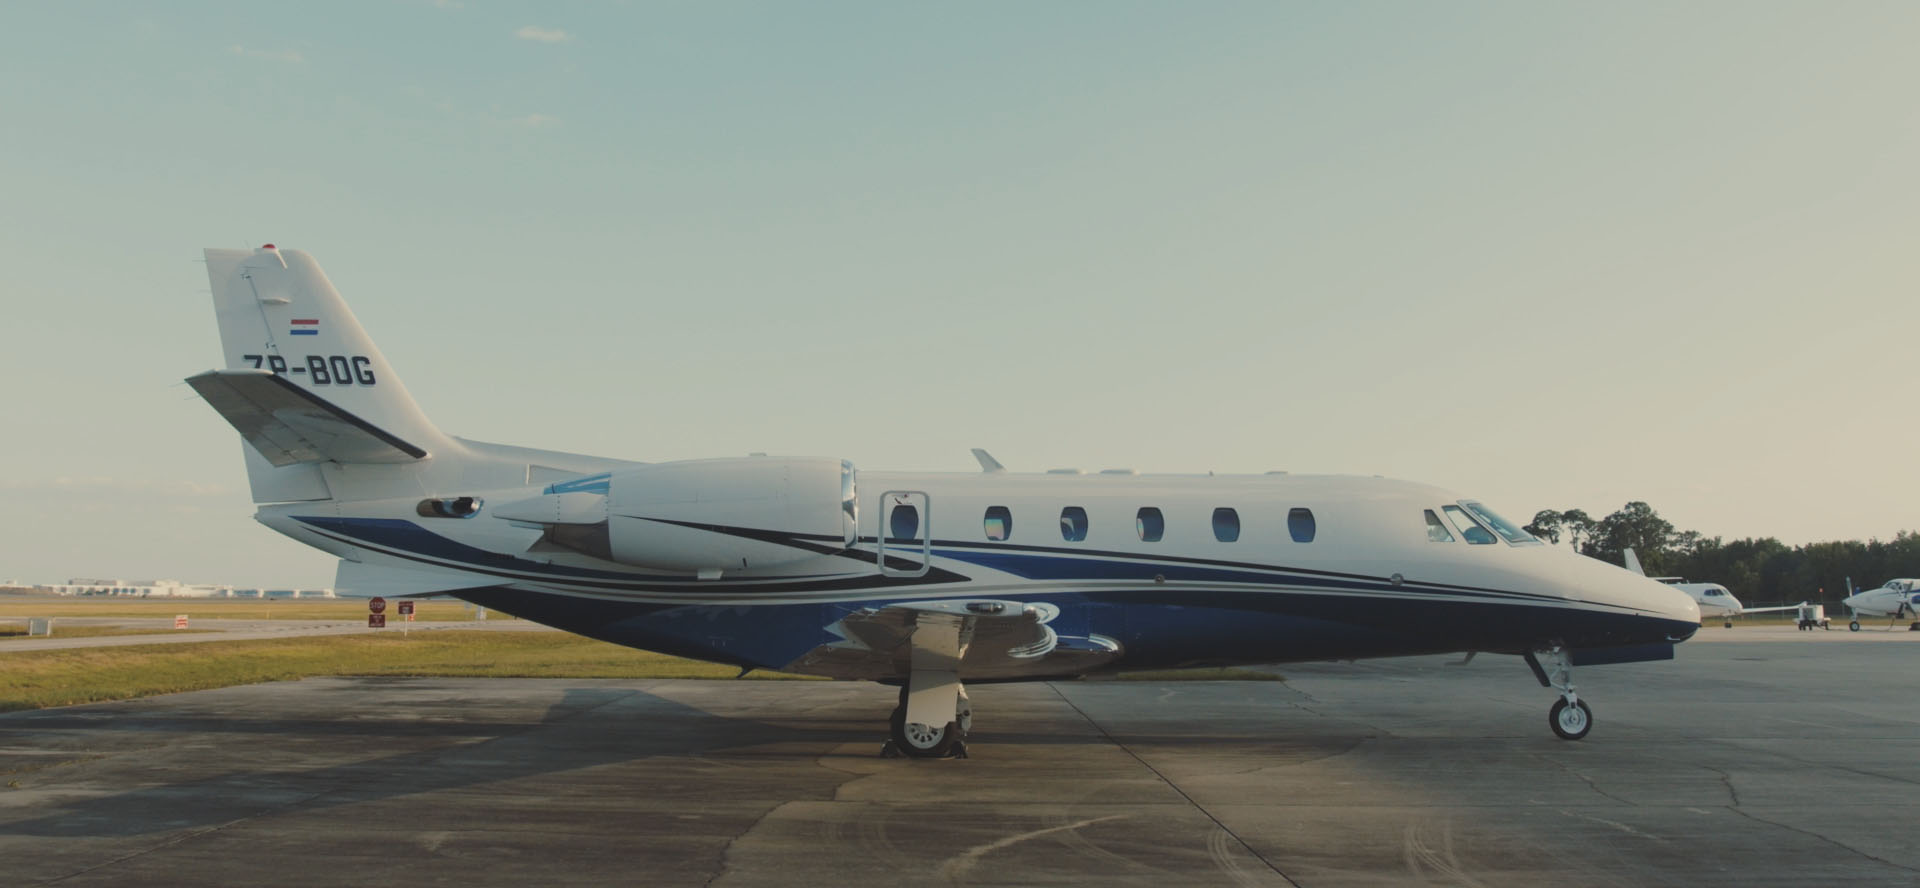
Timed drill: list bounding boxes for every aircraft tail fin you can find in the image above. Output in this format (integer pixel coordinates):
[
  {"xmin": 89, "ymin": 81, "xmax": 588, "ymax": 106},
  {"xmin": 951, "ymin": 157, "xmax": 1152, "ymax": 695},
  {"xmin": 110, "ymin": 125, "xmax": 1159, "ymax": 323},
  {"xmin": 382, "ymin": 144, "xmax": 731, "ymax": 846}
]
[
  {"xmin": 194, "ymin": 245, "xmax": 454, "ymax": 501},
  {"xmin": 1623, "ymin": 548, "xmax": 1646, "ymax": 576}
]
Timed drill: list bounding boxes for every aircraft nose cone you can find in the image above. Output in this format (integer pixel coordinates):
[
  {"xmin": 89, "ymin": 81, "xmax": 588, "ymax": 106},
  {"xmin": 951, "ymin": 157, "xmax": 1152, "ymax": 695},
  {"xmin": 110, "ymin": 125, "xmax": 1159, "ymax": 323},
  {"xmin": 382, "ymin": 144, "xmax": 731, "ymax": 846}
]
[{"xmin": 1665, "ymin": 584, "xmax": 1702, "ymax": 623}]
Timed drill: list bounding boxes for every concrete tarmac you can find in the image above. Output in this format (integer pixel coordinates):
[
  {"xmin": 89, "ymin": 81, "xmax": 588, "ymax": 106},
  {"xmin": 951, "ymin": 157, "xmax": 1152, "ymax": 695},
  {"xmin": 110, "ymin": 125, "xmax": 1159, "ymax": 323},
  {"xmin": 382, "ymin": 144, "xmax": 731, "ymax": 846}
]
[{"xmin": 1, "ymin": 630, "xmax": 1915, "ymax": 887}]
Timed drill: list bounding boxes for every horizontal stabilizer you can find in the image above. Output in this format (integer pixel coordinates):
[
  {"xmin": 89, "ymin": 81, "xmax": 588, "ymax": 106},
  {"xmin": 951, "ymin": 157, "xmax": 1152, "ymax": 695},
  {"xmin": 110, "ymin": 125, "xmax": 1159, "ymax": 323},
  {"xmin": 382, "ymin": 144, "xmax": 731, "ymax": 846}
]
[
  {"xmin": 186, "ymin": 369, "xmax": 428, "ymax": 466},
  {"xmin": 333, "ymin": 560, "xmax": 499, "ymax": 598}
]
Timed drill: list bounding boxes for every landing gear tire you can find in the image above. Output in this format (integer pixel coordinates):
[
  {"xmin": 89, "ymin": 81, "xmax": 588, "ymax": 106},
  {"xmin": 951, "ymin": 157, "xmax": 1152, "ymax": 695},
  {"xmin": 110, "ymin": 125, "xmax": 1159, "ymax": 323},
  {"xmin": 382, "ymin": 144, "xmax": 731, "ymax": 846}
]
[
  {"xmin": 888, "ymin": 707, "xmax": 958, "ymax": 758},
  {"xmin": 1849, "ymin": 620, "xmax": 1861, "ymax": 632},
  {"xmin": 885, "ymin": 685, "xmax": 963, "ymax": 759},
  {"xmin": 1724, "ymin": 621, "xmax": 1733, "ymax": 628},
  {"xmin": 1549, "ymin": 698, "xmax": 1592, "ymax": 740}
]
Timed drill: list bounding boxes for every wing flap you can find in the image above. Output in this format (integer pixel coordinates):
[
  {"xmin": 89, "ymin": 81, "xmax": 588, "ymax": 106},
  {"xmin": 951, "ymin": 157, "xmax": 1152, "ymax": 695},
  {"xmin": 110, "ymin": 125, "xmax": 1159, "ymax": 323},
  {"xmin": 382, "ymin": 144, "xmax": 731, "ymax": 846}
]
[
  {"xmin": 186, "ymin": 369, "xmax": 427, "ymax": 466},
  {"xmin": 333, "ymin": 560, "xmax": 499, "ymax": 598},
  {"xmin": 788, "ymin": 599, "xmax": 1121, "ymax": 681}
]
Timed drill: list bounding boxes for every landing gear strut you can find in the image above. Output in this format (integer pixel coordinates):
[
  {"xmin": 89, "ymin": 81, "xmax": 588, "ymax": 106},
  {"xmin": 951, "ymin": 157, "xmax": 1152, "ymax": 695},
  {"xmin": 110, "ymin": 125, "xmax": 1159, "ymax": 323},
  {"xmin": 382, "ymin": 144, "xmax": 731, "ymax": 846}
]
[{"xmin": 1526, "ymin": 644, "xmax": 1592, "ymax": 741}]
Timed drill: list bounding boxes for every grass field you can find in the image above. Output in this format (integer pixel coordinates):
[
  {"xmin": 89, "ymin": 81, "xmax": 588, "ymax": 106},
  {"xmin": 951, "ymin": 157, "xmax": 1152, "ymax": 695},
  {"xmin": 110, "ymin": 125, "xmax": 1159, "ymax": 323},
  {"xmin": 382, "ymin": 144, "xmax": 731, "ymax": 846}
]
[{"xmin": 0, "ymin": 597, "xmax": 490, "ymax": 621}]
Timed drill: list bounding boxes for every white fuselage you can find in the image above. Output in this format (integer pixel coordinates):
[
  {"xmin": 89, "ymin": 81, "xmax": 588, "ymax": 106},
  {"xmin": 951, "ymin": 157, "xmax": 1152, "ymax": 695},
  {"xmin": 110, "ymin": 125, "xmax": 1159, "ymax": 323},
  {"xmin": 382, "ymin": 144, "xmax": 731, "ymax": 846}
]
[
  {"xmin": 1844, "ymin": 580, "xmax": 1920, "ymax": 619},
  {"xmin": 252, "ymin": 454, "xmax": 1703, "ymax": 677},
  {"xmin": 1674, "ymin": 583, "xmax": 1743, "ymax": 618}
]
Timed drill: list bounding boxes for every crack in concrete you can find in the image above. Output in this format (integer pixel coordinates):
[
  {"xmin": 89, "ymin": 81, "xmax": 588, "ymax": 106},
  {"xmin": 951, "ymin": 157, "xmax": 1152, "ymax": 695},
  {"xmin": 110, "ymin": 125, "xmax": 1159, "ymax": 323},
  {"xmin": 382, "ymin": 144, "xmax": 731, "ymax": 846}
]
[
  {"xmin": 42, "ymin": 789, "xmax": 328, "ymax": 886},
  {"xmin": 1727, "ymin": 806, "xmax": 1920, "ymax": 876},
  {"xmin": 1698, "ymin": 764, "xmax": 1741, "ymax": 807},
  {"xmin": 1047, "ymin": 682, "xmax": 1299, "ymax": 887},
  {"xmin": 700, "ymin": 801, "xmax": 788, "ymax": 888},
  {"xmin": 1540, "ymin": 756, "xmax": 1632, "ymax": 806}
]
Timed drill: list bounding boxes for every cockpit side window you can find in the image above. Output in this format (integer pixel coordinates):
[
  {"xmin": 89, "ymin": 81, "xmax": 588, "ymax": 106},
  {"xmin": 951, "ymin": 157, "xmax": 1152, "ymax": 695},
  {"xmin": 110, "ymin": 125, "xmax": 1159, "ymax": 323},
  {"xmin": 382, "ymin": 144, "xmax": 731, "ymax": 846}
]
[
  {"xmin": 1424, "ymin": 510, "xmax": 1454, "ymax": 542},
  {"xmin": 1442, "ymin": 505, "xmax": 1497, "ymax": 545},
  {"xmin": 1460, "ymin": 501, "xmax": 1541, "ymax": 545}
]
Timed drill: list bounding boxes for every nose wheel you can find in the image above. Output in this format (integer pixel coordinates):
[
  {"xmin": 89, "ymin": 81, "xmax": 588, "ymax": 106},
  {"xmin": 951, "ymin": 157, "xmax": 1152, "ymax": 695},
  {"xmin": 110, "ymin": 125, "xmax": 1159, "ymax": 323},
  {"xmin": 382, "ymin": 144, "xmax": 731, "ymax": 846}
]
[
  {"xmin": 1525, "ymin": 643, "xmax": 1592, "ymax": 741},
  {"xmin": 1549, "ymin": 697, "xmax": 1593, "ymax": 740}
]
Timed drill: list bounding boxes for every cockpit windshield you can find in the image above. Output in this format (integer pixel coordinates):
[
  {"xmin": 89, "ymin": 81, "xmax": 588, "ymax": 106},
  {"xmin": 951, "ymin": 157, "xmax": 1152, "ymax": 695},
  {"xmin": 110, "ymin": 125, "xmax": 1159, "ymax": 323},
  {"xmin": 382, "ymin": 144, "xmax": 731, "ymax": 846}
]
[{"xmin": 1459, "ymin": 501, "xmax": 1541, "ymax": 545}]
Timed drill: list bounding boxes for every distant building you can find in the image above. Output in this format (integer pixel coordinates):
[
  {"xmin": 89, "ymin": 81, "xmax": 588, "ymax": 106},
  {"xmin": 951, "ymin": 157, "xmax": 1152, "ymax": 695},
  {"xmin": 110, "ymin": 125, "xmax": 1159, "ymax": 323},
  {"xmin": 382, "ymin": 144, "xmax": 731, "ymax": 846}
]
[
  {"xmin": 31, "ymin": 578, "xmax": 336, "ymax": 598},
  {"xmin": 38, "ymin": 578, "xmax": 236, "ymax": 598}
]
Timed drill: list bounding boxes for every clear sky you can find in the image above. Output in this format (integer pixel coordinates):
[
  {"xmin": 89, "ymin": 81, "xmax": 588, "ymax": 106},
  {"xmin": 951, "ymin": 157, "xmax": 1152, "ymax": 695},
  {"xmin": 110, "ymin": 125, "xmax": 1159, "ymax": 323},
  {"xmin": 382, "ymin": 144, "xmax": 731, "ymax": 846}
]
[{"xmin": 2, "ymin": 2, "xmax": 1915, "ymax": 588}]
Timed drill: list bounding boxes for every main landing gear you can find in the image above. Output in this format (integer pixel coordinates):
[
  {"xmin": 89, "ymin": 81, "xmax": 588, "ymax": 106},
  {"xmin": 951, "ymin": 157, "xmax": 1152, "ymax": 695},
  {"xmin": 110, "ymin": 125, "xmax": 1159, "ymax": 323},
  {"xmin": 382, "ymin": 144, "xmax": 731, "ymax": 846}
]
[
  {"xmin": 881, "ymin": 679, "xmax": 970, "ymax": 759},
  {"xmin": 1525, "ymin": 644, "xmax": 1592, "ymax": 741}
]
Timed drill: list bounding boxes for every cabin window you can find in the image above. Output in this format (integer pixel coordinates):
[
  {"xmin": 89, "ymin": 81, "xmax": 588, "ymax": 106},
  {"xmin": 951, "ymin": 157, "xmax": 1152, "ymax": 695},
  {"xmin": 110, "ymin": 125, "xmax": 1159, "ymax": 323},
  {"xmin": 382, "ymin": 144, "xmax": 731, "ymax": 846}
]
[
  {"xmin": 1212, "ymin": 508, "xmax": 1240, "ymax": 542},
  {"xmin": 888, "ymin": 504, "xmax": 919, "ymax": 543},
  {"xmin": 1442, "ymin": 505, "xmax": 1496, "ymax": 544},
  {"xmin": 1424, "ymin": 510, "xmax": 1454, "ymax": 542},
  {"xmin": 416, "ymin": 496, "xmax": 482, "ymax": 519},
  {"xmin": 1460, "ymin": 501, "xmax": 1539, "ymax": 545},
  {"xmin": 983, "ymin": 506, "xmax": 1012, "ymax": 541},
  {"xmin": 1288, "ymin": 508, "xmax": 1316, "ymax": 543},
  {"xmin": 1060, "ymin": 506, "xmax": 1089, "ymax": 542},
  {"xmin": 1136, "ymin": 507, "xmax": 1165, "ymax": 542}
]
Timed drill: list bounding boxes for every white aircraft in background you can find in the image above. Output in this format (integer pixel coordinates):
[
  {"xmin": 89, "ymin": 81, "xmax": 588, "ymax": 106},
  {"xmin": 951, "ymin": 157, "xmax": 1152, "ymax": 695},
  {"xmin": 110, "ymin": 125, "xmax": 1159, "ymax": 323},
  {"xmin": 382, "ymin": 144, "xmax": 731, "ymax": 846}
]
[
  {"xmin": 1621, "ymin": 549, "xmax": 1801, "ymax": 628},
  {"xmin": 184, "ymin": 245, "xmax": 1700, "ymax": 755},
  {"xmin": 1842, "ymin": 578, "xmax": 1920, "ymax": 632}
]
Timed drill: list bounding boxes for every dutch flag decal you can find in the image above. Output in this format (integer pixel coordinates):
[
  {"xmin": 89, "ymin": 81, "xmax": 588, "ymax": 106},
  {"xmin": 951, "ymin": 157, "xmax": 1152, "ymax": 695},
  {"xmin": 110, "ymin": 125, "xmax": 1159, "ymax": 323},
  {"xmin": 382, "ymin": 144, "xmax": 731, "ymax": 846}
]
[{"xmin": 290, "ymin": 319, "xmax": 319, "ymax": 336}]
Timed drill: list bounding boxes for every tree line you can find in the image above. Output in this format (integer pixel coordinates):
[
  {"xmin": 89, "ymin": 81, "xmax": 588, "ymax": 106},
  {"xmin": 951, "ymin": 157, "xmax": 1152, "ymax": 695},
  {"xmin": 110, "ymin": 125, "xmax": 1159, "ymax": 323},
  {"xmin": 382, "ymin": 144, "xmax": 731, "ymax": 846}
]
[{"xmin": 1522, "ymin": 503, "xmax": 1920, "ymax": 606}]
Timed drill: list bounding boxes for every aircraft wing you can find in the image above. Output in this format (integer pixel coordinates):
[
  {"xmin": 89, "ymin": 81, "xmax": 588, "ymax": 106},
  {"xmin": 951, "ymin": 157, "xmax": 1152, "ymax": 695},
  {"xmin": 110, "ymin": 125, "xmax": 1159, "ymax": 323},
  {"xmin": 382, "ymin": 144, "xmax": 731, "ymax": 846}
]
[
  {"xmin": 333, "ymin": 560, "xmax": 502, "ymax": 598},
  {"xmin": 787, "ymin": 599, "xmax": 1120, "ymax": 681},
  {"xmin": 1738, "ymin": 603, "xmax": 1807, "ymax": 615},
  {"xmin": 186, "ymin": 369, "xmax": 427, "ymax": 466}
]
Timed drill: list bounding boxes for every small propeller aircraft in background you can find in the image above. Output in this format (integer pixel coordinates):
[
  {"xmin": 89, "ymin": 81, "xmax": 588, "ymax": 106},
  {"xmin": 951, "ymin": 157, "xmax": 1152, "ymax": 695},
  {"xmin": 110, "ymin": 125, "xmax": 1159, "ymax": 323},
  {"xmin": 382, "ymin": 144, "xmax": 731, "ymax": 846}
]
[{"xmin": 1841, "ymin": 578, "xmax": 1920, "ymax": 632}]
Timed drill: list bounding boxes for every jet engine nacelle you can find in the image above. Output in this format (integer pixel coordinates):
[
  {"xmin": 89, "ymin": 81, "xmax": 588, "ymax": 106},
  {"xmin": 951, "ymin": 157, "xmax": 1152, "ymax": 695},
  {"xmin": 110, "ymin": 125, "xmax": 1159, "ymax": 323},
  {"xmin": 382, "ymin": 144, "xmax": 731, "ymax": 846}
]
[{"xmin": 603, "ymin": 456, "xmax": 857, "ymax": 573}]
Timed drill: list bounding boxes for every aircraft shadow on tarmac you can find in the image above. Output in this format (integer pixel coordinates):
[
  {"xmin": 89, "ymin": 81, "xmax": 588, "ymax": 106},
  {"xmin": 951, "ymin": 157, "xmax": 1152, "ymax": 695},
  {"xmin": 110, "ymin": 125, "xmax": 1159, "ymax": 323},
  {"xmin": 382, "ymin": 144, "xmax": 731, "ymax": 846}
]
[
  {"xmin": 0, "ymin": 684, "xmax": 811, "ymax": 838},
  {"xmin": 1, "ymin": 679, "xmax": 1377, "ymax": 839}
]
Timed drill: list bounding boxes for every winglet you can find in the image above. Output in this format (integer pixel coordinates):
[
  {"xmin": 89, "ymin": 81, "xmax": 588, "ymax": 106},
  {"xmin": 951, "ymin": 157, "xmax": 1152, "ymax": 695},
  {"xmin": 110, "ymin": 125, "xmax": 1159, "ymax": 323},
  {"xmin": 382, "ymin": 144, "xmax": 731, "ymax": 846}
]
[
  {"xmin": 1623, "ymin": 547, "xmax": 1645, "ymax": 576},
  {"xmin": 971, "ymin": 448, "xmax": 1006, "ymax": 474}
]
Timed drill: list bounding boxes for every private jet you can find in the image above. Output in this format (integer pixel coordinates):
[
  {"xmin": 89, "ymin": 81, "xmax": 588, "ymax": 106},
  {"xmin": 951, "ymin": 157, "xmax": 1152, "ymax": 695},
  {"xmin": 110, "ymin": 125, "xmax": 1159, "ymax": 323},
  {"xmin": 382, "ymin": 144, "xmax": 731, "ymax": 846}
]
[
  {"xmin": 1622, "ymin": 550, "xmax": 1799, "ymax": 629},
  {"xmin": 183, "ymin": 245, "xmax": 1701, "ymax": 756}
]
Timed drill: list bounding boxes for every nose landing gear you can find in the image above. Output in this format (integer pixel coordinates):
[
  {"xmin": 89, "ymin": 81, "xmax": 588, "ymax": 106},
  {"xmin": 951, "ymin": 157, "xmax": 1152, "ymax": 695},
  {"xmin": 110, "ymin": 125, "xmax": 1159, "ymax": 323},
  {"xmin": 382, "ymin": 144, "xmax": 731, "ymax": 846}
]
[{"xmin": 1526, "ymin": 643, "xmax": 1592, "ymax": 741}]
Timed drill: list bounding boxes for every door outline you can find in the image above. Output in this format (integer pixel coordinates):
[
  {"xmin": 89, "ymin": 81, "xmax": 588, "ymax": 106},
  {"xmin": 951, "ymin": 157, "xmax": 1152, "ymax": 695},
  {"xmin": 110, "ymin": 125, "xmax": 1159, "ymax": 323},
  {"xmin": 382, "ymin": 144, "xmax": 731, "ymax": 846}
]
[{"xmin": 878, "ymin": 490, "xmax": 931, "ymax": 578}]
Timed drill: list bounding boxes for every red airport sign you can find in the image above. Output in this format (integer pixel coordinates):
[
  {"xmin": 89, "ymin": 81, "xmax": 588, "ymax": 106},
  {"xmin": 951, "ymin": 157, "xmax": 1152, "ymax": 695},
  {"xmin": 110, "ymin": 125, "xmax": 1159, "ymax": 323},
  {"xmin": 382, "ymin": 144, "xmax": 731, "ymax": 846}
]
[
  {"xmin": 369, "ymin": 613, "xmax": 387, "ymax": 629},
  {"xmin": 369, "ymin": 596, "xmax": 387, "ymax": 615},
  {"xmin": 397, "ymin": 601, "xmax": 414, "ymax": 616}
]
